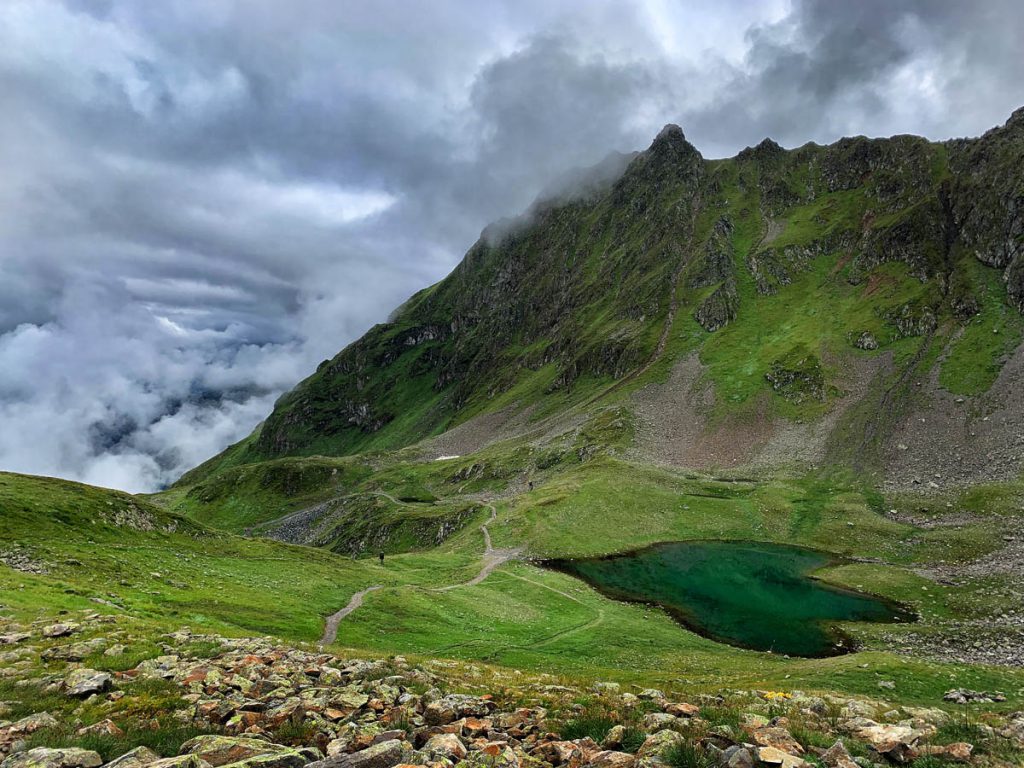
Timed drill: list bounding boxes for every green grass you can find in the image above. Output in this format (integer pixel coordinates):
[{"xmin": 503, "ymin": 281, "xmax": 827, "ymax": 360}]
[
  {"xmin": 664, "ymin": 740, "xmax": 716, "ymax": 768},
  {"xmin": 6, "ymin": 449, "xmax": 1024, "ymax": 716},
  {"xmin": 939, "ymin": 259, "xmax": 1024, "ymax": 395},
  {"xmin": 156, "ymin": 455, "xmax": 373, "ymax": 531},
  {"xmin": 559, "ymin": 714, "xmax": 618, "ymax": 743}
]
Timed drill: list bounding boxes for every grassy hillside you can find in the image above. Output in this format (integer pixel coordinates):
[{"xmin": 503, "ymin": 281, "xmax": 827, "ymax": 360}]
[{"xmin": 6, "ymin": 465, "xmax": 1024, "ymax": 712}]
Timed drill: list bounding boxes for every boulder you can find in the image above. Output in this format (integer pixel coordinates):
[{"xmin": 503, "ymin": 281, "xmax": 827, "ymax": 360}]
[
  {"xmin": 853, "ymin": 332, "xmax": 878, "ymax": 351},
  {"xmin": 641, "ymin": 713, "xmax": 676, "ymax": 731},
  {"xmin": 533, "ymin": 742, "xmax": 581, "ymax": 766},
  {"xmin": 942, "ymin": 688, "xmax": 1005, "ymax": 704},
  {"xmin": 602, "ymin": 726, "xmax": 626, "ymax": 750},
  {"xmin": 664, "ymin": 703, "xmax": 699, "ymax": 719},
  {"xmin": 754, "ymin": 747, "xmax": 808, "ymax": 768},
  {"xmin": 63, "ymin": 669, "xmax": 111, "ymax": 697},
  {"xmin": 636, "ymin": 730, "xmax": 684, "ymax": 759},
  {"xmin": 588, "ymin": 752, "xmax": 635, "ymax": 768},
  {"xmin": 850, "ymin": 723, "xmax": 921, "ymax": 764},
  {"xmin": 147, "ymin": 757, "xmax": 211, "ymax": 768},
  {"xmin": 424, "ymin": 701, "xmax": 457, "ymax": 726},
  {"xmin": 454, "ymin": 743, "xmax": 518, "ymax": 768},
  {"xmin": 42, "ymin": 639, "xmax": 107, "ymax": 662},
  {"xmin": 180, "ymin": 736, "xmax": 306, "ymax": 768},
  {"xmin": 5, "ymin": 713, "xmax": 58, "ymax": 736},
  {"xmin": 41, "ymin": 624, "xmax": 78, "ymax": 639},
  {"xmin": 424, "ymin": 734, "xmax": 466, "ymax": 762},
  {"xmin": 819, "ymin": 741, "xmax": 856, "ymax": 768},
  {"xmin": 722, "ymin": 746, "xmax": 754, "ymax": 768},
  {"xmin": 749, "ymin": 727, "xmax": 803, "ymax": 756},
  {"xmin": 219, "ymin": 756, "xmax": 310, "ymax": 768},
  {"xmin": 999, "ymin": 713, "xmax": 1024, "ymax": 745},
  {"xmin": 75, "ymin": 719, "xmax": 123, "ymax": 737},
  {"xmin": 307, "ymin": 740, "xmax": 411, "ymax": 768},
  {"xmin": 917, "ymin": 742, "xmax": 973, "ymax": 763},
  {"xmin": 328, "ymin": 688, "xmax": 369, "ymax": 714},
  {"xmin": 1, "ymin": 749, "xmax": 102, "ymax": 768},
  {"xmin": 104, "ymin": 747, "xmax": 160, "ymax": 768}
]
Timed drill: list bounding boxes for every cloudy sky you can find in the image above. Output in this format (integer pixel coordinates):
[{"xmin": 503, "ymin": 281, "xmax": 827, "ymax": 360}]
[{"xmin": 1, "ymin": 0, "xmax": 1023, "ymax": 493}]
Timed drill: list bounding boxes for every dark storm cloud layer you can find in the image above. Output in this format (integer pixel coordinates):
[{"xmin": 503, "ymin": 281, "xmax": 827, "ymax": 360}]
[{"xmin": 1, "ymin": 0, "xmax": 1022, "ymax": 491}]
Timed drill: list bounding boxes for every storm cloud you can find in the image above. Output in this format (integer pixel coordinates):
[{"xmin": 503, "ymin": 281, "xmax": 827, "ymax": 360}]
[{"xmin": 1, "ymin": 0, "xmax": 1022, "ymax": 491}]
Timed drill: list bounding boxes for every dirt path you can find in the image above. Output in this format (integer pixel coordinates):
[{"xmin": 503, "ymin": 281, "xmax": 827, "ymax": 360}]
[
  {"xmin": 320, "ymin": 586, "xmax": 383, "ymax": 644},
  {"xmin": 319, "ymin": 504, "xmax": 521, "ymax": 643},
  {"xmin": 434, "ymin": 505, "xmax": 523, "ymax": 592}
]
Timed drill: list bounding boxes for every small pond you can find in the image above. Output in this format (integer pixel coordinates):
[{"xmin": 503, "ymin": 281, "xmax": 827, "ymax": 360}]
[{"xmin": 545, "ymin": 540, "xmax": 913, "ymax": 657}]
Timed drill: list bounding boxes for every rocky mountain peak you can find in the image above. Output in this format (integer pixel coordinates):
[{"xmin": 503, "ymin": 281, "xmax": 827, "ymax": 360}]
[
  {"xmin": 648, "ymin": 123, "xmax": 701, "ymax": 163},
  {"xmin": 1005, "ymin": 104, "xmax": 1024, "ymax": 131}
]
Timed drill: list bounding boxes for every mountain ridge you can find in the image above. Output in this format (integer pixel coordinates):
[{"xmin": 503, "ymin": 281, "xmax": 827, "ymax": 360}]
[{"xmin": 181, "ymin": 107, "xmax": 1024, "ymax": 488}]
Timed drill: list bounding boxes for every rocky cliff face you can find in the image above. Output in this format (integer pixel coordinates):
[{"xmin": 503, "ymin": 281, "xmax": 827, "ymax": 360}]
[{"xmin": 190, "ymin": 108, "xmax": 1024, "ymax": 478}]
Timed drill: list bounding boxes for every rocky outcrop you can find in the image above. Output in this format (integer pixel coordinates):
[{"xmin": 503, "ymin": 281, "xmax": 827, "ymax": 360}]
[
  {"xmin": 694, "ymin": 283, "xmax": 738, "ymax": 332},
  {"xmin": 764, "ymin": 348, "xmax": 827, "ymax": 404}
]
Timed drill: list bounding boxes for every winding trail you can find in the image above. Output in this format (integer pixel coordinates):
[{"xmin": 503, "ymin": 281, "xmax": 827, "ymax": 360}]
[
  {"xmin": 320, "ymin": 586, "xmax": 382, "ymax": 644},
  {"xmin": 435, "ymin": 505, "xmax": 522, "ymax": 591},
  {"xmin": 318, "ymin": 503, "xmax": 521, "ymax": 644}
]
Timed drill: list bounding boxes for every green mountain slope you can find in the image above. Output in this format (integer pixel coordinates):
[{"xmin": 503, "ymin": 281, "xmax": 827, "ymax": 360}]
[{"xmin": 189, "ymin": 108, "xmax": 1024, "ymax": 485}]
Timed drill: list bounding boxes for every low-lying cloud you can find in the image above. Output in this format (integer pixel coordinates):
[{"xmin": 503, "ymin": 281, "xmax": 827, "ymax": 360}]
[{"xmin": 1, "ymin": 0, "xmax": 1022, "ymax": 491}]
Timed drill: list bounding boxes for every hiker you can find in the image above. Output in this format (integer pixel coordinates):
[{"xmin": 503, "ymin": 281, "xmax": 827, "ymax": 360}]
[{"xmin": 379, "ymin": 552, "xmax": 385, "ymax": 565}]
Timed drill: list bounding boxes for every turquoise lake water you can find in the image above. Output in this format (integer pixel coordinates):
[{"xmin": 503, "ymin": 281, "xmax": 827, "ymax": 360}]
[{"xmin": 546, "ymin": 540, "xmax": 913, "ymax": 657}]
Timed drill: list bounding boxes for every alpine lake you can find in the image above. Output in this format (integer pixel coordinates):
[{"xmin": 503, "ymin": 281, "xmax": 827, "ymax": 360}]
[{"xmin": 545, "ymin": 540, "xmax": 914, "ymax": 657}]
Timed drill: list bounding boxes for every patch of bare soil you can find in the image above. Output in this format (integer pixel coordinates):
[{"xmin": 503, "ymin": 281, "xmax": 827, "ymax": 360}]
[
  {"xmin": 882, "ymin": 339, "xmax": 1024, "ymax": 491},
  {"xmin": 631, "ymin": 349, "xmax": 884, "ymax": 473},
  {"xmin": 629, "ymin": 352, "xmax": 714, "ymax": 468},
  {"xmin": 751, "ymin": 350, "xmax": 885, "ymax": 471},
  {"xmin": 418, "ymin": 405, "xmax": 535, "ymax": 459}
]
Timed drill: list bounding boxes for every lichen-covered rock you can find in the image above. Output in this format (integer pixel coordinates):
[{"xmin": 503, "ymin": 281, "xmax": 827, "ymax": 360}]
[
  {"xmin": 641, "ymin": 713, "xmax": 676, "ymax": 731},
  {"xmin": 721, "ymin": 746, "xmax": 754, "ymax": 768},
  {"xmin": 3, "ymin": 713, "xmax": 58, "ymax": 737},
  {"xmin": 104, "ymin": 747, "xmax": 160, "ymax": 768},
  {"xmin": 917, "ymin": 742, "xmax": 972, "ymax": 763},
  {"xmin": 180, "ymin": 736, "xmax": 306, "ymax": 768},
  {"xmin": 588, "ymin": 751, "xmax": 635, "ymax": 768},
  {"xmin": 846, "ymin": 722, "xmax": 924, "ymax": 764},
  {"xmin": 423, "ymin": 734, "xmax": 466, "ymax": 762},
  {"xmin": 748, "ymin": 727, "xmax": 803, "ymax": 756},
  {"xmin": 1, "ymin": 748, "xmax": 102, "ymax": 768},
  {"xmin": 636, "ymin": 730, "xmax": 684, "ymax": 760},
  {"xmin": 147, "ymin": 756, "xmax": 211, "ymax": 768},
  {"xmin": 75, "ymin": 719, "xmax": 123, "ymax": 737},
  {"xmin": 852, "ymin": 332, "xmax": 878, "ymax": 350},
  {"xmin": 41, "ymin": 624, "xmax": 78, "ymax": 639},
  {"xmin": 454, "ymin": 742, "xmax": 519, "ymax": 768},
  {"xmin": 601, "ymin": 726, "xmax": 625, "ymax": 750},
  {"xmin": 309, "ymin": 741, "xmax": 410, "ymax": 768},
  {"xmin": 63, "ymin": 669, "xmax": 111, "ymax": 698},
  {"xmin": 819, "ymin": 741, "xmax": 856, "ymax": 768},
  {"xmin": 754, "ymin": 746, "xmax": 808, "ymax": 768}
]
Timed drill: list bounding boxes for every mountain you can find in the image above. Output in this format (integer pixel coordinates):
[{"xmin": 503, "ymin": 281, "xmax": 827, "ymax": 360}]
[
  {"xmin": 6, "ymin": 114, "xmax": 1024, "ymax": 767},
  {"xmin": 185, "ymin": 107, "xmax": 1024, "ymax": 489}
]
